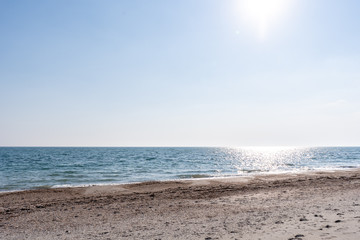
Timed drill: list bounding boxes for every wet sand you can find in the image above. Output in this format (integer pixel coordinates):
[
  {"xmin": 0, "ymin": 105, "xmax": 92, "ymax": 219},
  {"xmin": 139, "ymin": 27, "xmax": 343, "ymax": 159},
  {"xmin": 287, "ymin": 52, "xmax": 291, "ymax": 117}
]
[{"xmin": 1, "ymin": 169, "xmax": 360, "ymax": 239}]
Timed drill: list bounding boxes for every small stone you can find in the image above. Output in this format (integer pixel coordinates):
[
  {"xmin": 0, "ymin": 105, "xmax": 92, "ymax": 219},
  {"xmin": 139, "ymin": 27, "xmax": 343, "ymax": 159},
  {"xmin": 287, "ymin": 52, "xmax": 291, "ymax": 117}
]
[
  {"xmin": 335, "ymin": 220, "xmax": 342, "ymax": 223},
  {"xmin": 325, "ymin": 225, "xmax": 331, "ymax": 228},
  {"xmin": 295, "ymin": 234, "xmax": 305, "ymax": 238}
]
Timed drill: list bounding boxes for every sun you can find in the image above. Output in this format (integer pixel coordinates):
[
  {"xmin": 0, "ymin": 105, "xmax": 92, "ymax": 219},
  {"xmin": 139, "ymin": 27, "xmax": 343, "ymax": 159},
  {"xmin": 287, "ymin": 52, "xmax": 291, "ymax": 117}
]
[{"xmin": 239, "ymin": 0, "xmax": 293, "ymax": 39}]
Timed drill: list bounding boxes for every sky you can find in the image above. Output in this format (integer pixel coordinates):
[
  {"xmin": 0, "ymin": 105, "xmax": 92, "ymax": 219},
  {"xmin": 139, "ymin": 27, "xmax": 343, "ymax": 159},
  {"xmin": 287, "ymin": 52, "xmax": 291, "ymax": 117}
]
[{"xmin": 1, "ymin": 0, "xmax": 360, "ymax": 147}]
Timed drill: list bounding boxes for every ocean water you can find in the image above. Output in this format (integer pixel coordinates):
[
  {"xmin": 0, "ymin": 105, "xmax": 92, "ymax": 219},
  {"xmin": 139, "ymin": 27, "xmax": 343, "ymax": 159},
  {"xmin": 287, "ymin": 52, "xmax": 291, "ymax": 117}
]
[{"xmin": 1, "ymin": 147, "xmax": 359, "ymax": 192}]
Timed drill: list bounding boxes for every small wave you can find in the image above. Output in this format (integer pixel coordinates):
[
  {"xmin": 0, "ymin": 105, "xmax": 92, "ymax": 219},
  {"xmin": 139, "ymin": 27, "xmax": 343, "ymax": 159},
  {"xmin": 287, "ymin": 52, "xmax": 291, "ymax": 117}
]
[
  {"xmin": 51, "ymin": 182, "xmax": 129, "ymax": 189},
  {"xmin": 103, "ymin": 174, "xmax": 120, "ymax": 177},
  {"xmin": 284, "ymin": 163, "xmax": 295, "ymax": 166},
  {"xmin": 238, "ymin": 169, "xmax": 263, "ymax": 173},
  {"xmin": 34, "ymin": 185, "xmax": 53, "ymax": 190},
  {"xmin": 63, "ymin": 170, "xmax": 78, "ymax": 174},
  {"xmin": 177, "ymin": 174, "xmax": 212, "ymax": 179},
  {"xmin": 339, "ymin": 166, "xmax": 358, "ymax": 169},
  {"xmin": 97, "ymin": 178, "xmax": 118, "ymax": 182},
  {"xmin": 48, "ymin": 173, "xmax": 61, "ymax": 177}
]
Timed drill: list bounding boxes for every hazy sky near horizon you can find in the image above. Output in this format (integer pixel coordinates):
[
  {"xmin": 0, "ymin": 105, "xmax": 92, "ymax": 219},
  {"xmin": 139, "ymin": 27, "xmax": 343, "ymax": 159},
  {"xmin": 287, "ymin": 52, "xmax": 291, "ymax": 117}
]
[{"xmin": 1, "ymin": 0, "xmax": 360, "ymax": 147}]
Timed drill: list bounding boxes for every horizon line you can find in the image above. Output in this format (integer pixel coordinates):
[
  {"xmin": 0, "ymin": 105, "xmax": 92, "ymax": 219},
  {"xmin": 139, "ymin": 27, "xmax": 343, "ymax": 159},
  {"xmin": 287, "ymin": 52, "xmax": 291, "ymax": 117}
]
[{"xmin": 1, "ymin": 145, "xmax": 360, "ymax": 148}]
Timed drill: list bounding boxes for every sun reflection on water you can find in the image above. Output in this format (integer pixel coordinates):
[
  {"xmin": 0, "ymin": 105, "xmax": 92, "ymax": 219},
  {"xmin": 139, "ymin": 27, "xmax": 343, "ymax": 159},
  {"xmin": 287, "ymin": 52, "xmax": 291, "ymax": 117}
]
[{"xmin": 222, "ymin": 146, "xmax": 309, "ymax": 174}]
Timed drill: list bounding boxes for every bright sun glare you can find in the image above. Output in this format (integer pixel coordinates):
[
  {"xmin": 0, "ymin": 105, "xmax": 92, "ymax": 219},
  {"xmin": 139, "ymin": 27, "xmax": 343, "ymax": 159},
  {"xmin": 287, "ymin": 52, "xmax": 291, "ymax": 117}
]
[{"xmin": 239, "ymin": 0, "xmax": 293, "ymax": 39}]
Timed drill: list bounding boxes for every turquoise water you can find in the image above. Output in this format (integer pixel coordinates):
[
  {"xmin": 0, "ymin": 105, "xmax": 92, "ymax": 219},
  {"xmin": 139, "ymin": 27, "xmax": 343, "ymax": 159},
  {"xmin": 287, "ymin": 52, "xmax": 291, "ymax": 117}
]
[{"xmin": 1, "ymin": 147, "xmax": 360, "ymax": 192}]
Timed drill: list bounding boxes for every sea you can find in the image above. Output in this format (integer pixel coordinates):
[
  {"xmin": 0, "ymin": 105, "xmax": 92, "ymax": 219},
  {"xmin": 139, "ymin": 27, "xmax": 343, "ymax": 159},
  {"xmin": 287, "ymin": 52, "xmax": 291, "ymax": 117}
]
[{"xmin": 1, "ymin": 147, "xmax": 360, "ymax": 192}]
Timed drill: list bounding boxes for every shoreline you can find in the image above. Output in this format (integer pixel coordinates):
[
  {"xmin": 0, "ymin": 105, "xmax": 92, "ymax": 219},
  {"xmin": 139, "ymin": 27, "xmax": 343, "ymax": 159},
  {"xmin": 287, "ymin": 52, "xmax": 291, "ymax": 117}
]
[
  {"xmin": 1, "ymin": 169, "xmax": 360, "ymax": 239},
  {"xmin": 1, "ymin": 167, "xmax": 359, "ymax": 194}
]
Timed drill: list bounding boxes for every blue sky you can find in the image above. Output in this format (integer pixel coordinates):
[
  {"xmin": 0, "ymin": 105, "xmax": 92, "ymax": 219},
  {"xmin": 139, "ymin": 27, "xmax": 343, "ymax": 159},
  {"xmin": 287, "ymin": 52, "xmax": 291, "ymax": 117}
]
[{"xmin": 1, "ymin": 0, "xmax": 360, "ymax": 146}]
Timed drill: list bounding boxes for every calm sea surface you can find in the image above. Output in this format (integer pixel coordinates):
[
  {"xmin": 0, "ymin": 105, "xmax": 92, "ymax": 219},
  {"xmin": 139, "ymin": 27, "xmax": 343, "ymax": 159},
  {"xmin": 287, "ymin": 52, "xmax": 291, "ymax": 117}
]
[{"xmin": 1, "ymin": 147, "xmax": 359, "ymax": 192}]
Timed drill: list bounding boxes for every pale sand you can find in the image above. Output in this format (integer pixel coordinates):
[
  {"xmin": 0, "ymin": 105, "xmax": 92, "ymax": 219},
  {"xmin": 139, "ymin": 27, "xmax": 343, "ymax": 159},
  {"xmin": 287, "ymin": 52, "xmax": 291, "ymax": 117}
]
[{"xmin": 1, "ymin": 170, "xmax": 360, "ymax": 240}]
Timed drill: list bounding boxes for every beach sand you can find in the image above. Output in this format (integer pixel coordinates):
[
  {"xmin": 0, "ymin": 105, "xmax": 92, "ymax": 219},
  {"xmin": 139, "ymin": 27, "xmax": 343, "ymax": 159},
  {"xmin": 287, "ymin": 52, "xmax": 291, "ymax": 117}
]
[{"xmin": 1, "ymin": 169, "xmax": 360, "ymax": 240}]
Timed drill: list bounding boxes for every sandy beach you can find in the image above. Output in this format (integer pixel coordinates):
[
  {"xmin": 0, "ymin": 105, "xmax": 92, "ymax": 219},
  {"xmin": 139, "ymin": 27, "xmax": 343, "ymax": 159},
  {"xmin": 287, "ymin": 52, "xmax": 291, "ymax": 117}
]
[{"xmin": 1, "ymin": 169, "xmax": 360, "ymax": 240}]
